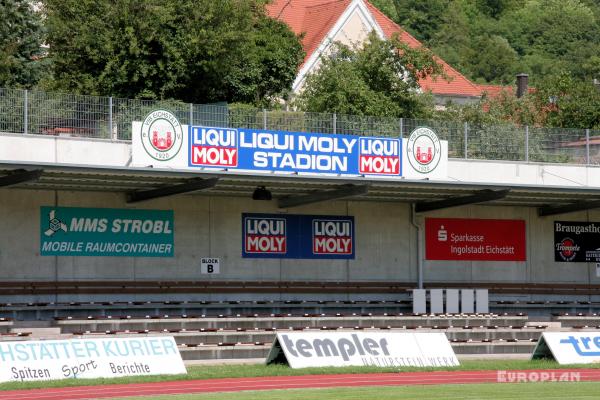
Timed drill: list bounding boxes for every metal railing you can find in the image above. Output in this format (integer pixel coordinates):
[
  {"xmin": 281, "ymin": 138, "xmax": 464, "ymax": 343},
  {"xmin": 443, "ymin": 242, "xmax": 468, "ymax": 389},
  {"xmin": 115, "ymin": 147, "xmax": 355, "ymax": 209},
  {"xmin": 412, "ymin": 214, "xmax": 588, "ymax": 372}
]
[{"xmin": 1, "ymin": 87, "xmax": 599, "ymax": 165}]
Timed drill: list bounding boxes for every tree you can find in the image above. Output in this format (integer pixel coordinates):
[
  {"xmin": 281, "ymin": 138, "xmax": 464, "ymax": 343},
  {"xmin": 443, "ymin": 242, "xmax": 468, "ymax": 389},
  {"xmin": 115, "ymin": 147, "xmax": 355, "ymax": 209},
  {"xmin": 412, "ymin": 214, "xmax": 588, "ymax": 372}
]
[
  {"xmin": 295, "ymin": 32, "xmax": 443, "ymax": 118},
  {"xmin": 535, "ymin": 72, "xmax": 600, "ymax": 129},
  {"xmin": 43, "ymin": 0, "xmax": 303, "ymax": 105},
  {"xmin": 0, "ymin": 0, "xmax": 46, "ymax": 88},
  {"xmin": 499, "ymin": 0, "xmax": 600, "ymax": 82}
]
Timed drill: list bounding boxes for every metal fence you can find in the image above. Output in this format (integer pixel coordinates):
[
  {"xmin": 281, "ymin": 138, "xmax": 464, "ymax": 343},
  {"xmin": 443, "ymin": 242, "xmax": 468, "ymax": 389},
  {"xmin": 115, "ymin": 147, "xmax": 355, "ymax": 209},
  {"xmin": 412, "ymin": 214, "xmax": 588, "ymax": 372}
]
[{"xmin": 1, "ymin": 87, "xmax": 599, "ymax": 164}]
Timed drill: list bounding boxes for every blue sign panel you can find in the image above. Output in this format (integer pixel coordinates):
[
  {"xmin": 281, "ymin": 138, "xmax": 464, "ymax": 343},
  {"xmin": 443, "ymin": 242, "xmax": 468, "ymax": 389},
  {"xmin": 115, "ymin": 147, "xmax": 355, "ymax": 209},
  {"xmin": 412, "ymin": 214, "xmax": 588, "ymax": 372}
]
[
  {"xmin": 189, "ymin": 126, "xmax": 401, "ymax": 176},
  {"xmin": 40, "ymin": 206, "xmax": 174, "ymax": 257},
  {"xmin": 242, "ymin": 213, "xmax": 355, "ymax": 259}
]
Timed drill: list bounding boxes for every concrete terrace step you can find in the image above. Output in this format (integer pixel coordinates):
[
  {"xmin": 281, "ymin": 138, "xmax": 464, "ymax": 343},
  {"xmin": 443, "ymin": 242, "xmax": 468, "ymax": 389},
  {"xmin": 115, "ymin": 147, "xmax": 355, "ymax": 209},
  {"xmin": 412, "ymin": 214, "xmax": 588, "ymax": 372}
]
[
  {"xmin": 73, "ymin": 327, "xmax": 546, "ymax": 345},
  {"xmin": 53, "ymin": 315, "xmax": 530, "ymax": 333},
  {"xmin": 176, "ymin": 341, "xmax": 538, "ymax": 361}
]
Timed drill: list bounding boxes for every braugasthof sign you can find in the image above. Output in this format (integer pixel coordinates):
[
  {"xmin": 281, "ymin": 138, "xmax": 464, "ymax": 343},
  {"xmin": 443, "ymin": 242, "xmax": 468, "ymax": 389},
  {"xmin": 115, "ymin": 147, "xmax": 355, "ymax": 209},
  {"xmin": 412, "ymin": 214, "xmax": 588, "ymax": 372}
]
[
  {"xmin": 189, "ymin": 126, "xmax": 402, "ymax": 176},
  {"xmin": 554, "ymin": 221, "xmax": 600, "ymax": 262},
  {"xmin": 40, "ymin": 206, "xmax": 174, "ymax": 257},
  {"xmin": 266, "ymin": 331, "xmax": 458, "ymax": 368},
  {"xmin": 425, "ymin": 217, "xmax": 526, "ymax": 261},
  {"xmin": 242, "ymin": 213, "xmax": 354, "ymax": 259},
  {"xmin": 0, "ymin": 337, "xmax": 186, "ymax": 382}
]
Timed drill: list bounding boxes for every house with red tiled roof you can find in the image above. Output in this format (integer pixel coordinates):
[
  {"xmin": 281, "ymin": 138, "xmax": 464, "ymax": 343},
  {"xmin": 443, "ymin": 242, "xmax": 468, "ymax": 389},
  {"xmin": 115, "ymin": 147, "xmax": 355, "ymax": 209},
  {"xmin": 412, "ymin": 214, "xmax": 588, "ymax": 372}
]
[{"xmin": 266, "ymin": 0, "xmax": 491, "ymax": 106}]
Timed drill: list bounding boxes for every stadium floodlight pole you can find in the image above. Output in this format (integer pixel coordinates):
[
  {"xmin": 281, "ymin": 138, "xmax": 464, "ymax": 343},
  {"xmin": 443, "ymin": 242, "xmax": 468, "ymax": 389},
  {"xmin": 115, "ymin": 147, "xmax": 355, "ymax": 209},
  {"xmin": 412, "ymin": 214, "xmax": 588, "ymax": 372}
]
[{"xmin": 410, "ymin": 203, "xmax": 424, "ymax": 289}]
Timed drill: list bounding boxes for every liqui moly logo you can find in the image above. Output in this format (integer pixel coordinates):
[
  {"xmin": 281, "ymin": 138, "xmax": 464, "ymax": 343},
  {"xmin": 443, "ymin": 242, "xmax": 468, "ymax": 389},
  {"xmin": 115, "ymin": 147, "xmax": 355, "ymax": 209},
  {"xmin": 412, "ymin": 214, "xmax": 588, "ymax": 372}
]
[
  {"xmin": 313, "ymin": 219, "xmax": 353, "ymax": 255},
  {"xmin": 190, "ymin": 127, "xmax": 238, "ymax": 167},
  {"xmin": 358, "ymin": 138, "xmax": 400, "ymax": 175},
  {"xmin": 244, "ymin": 217, "xmax": 286, "ymax": 254}
]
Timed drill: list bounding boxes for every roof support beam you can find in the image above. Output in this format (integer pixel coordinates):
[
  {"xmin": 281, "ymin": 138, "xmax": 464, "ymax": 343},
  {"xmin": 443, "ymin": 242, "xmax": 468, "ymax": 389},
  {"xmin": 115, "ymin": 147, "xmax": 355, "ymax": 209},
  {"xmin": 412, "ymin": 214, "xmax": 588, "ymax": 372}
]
[
  {"xmin": 0, "ymin": 169, "xmax": 43, "ymax": 187},
  {"xmin": 538, "ymin": 200, "xmax": 600, "ymax": 217},
  {"xmin": 415, "ymin": 189, "xmax": 510, "ymax": 213},
  {"xmin": 278, "ymin": 184, "xmax": 369, "ymax": 208},
  {"xmin": 127, "ymin": 177, "xmax": 219, "ymax": 203}
]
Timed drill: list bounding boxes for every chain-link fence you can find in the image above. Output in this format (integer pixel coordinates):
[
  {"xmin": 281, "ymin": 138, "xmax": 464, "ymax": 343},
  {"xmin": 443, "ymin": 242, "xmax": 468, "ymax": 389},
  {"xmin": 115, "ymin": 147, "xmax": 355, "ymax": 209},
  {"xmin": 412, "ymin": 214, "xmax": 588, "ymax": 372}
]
[{"xmin": 0, "ymin": 87, "xmax": 597, "ymax": 165}]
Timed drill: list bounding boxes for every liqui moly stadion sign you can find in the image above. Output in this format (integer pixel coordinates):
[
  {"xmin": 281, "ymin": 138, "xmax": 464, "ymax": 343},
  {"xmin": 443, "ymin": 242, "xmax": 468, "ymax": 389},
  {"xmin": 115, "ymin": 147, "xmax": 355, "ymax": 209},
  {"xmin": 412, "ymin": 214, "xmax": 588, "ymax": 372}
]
[{"xmin": 132, "ymin": 110, "xmax": 448, "ymax": 179}]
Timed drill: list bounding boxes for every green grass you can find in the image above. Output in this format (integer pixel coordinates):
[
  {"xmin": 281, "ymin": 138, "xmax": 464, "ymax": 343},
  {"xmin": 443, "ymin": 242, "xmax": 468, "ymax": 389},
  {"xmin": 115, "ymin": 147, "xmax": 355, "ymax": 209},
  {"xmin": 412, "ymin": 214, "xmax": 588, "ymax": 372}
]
[
  {"xmin": 107, "ymin": 382, "xmax": 600, "ymax": 400},
  {"xmin": 1, "ymin": 359, "xmax": 598, "ymax": 392}
]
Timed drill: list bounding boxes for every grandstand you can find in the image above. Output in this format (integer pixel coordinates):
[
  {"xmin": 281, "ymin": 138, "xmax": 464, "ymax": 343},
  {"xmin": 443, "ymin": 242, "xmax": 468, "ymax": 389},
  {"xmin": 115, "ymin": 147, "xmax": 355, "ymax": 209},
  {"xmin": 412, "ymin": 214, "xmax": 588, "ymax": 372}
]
[{"xmin": 1, "ymin": 88, "xmax": 600, "ymax": 361}]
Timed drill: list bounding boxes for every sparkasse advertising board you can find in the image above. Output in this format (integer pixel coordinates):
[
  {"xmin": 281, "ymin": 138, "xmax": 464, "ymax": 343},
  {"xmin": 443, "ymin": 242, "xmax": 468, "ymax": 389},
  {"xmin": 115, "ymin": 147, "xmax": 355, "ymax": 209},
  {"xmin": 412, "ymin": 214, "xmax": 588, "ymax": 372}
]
[
  {"xmin": 40, "ymin": 206, "xmax": 174, "ymax": 257},
  {"xmin": 425, "ymin": 218, "xmax": 526, "ymax": 261},
  {"xmin": 266, "ymin": 331, "xmax": 458, "ymax": 368},
  {"xmin": 242, "ymin": 213, "xmax": 354, "ymax": 259},
  {"xmin": 0, "ymin": 337, "xmax": 186, "ymax": 382}
]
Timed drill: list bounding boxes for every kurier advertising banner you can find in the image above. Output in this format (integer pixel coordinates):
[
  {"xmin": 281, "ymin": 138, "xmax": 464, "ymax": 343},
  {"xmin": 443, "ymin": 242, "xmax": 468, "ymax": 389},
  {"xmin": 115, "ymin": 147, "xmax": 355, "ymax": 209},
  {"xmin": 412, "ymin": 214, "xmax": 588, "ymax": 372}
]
[
  {"xmin": 242, "ymin": 213, "xmax": 354, "ymax": 259},
  {"xmin": 532, "ymin": 332, "xmax": 600, "ymax": 364},
  {"xmin": 425, "ymin": 217, "xmax": 526, "ymax": 261},
  {"xmin": 554, "ymin": 221, "xmax": 600, "ymax": 262},
  {"xmin": 40, "ymin": 206, "xmax": 174, "ymax": 257},
  {"xmin": 0, "ymin": 336, "xmax": 186, "ymax": 382},
  {"xmin": 266, "ymin": 331, "xmax": 459, "ymax": 368},
  {"xmin": 131, "ymin": 111, "xmax": 448, "ymax": 179}
]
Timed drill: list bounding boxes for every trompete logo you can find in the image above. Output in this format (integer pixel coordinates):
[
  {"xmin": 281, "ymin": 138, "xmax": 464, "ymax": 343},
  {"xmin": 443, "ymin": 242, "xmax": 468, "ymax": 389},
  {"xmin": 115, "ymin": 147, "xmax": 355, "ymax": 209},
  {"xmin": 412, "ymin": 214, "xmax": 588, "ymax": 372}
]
[
  {"xmin": 358, "ymin": 137, "xmax": 400, "ymax": 175},
  {"xmin": 556, "ymin": 237, "xmax": 579, "ymax": 261},
  {"xmin": 190, "ymin": 127, "xmax": 238, "ymax": 167},
  {"xmin": 313, "ymin": 219, "xmax": 353, "ymax": 255},
  {"xmin": 244, "ymin": 217, "xmax": 286, "ymax": 254}
]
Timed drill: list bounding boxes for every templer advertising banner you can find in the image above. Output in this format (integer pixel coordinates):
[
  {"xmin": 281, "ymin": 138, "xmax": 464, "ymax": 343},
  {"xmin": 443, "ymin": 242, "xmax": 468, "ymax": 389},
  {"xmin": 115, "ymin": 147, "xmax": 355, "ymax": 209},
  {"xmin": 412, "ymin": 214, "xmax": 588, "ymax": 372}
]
[
  {"xmin": 425, "ymin": 217, "xmax": 526, "ymax": 261},
  {"xmin": 266, "ymin": 331, "xmax": 458, "ymax": 368},
  {"xmin": 40, "ymin": 206, "xmax": 174, "ymax": 257},
  {"xmin": 554, "ymin": 221, "xmax": 600, "ymax": 262},
  {"xmin": 532, "ymin": 332, "xmax": 600, "ymax": 364},
  {"xmin": 242, "ymin": 213, "xmax": 354, "ymax": 259},
  {"xmin": 0, "ymin": 336, "xmax": 186, "ymax": 382}
]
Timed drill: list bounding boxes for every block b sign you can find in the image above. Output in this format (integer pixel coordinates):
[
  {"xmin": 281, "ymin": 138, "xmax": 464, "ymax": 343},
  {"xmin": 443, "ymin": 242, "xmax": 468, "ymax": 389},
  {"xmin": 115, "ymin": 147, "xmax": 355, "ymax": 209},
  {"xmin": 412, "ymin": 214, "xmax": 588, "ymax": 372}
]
[{"xmin": 242, "ymin": 213, "xmax": 354, "ymax": 259}]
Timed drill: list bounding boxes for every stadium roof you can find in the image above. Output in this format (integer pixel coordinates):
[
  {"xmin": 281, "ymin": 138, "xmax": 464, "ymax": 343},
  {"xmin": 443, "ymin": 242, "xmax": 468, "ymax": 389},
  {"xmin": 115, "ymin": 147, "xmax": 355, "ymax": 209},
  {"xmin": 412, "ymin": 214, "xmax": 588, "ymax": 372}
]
[{"xmin": 3, "ymin": 161, "xmax": 600, "ymax": 214}]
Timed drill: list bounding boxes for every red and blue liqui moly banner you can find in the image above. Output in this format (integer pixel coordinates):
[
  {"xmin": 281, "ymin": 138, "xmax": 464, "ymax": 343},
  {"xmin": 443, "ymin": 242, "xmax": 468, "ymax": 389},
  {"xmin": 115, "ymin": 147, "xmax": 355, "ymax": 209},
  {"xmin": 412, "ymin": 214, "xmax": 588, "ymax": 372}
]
[
  {"xmin": 132, "ymin": 111, "xmax": 447, "ymax": 178},
  {"xmin": 190, "ymin": 127, "xmax": 401, "ymax": 176},
  {"xmin": 242, "ymin": 213, "xmax": 354, "ymax": 259}
]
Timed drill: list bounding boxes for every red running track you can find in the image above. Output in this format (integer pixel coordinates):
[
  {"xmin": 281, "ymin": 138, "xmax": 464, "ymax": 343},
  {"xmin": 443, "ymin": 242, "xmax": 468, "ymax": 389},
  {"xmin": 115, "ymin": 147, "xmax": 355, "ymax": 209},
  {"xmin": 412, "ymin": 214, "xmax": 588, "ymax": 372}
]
[{"xmin": 0, "ymin": 369, "xmax": 599, "ymax": 400}]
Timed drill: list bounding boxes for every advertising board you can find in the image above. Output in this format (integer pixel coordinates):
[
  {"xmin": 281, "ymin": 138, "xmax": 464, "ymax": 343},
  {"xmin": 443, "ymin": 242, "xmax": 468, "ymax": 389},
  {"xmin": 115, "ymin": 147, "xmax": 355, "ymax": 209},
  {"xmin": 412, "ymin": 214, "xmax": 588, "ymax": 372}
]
[
  {"xmin": 132, "ymin": 115, "xmax": 448, "ymax": 179},
  {"xmin": 266, "ymin": 331, "xmax": 458, "ymax": 368},
  {"xmin": 425, "ymin": 217, "xmax": 526, "ymax": 261},
  {"xmin": 554, "ymin": 221, "xmax": 600, "ymax": 262},
  {"xmin": 0, "ymin": 337, "xmax": 186, "ymax": 382},
  {"xmin": 242, "ymin": 213, "xmax": 354, "ymax": 259},
  {"xmin": 40, "ymin": 206, "xmax": 174, "ymax": 257},
  {"xmin": 532, "ymin": 332, "xmax": 600, "ymax": 364}
]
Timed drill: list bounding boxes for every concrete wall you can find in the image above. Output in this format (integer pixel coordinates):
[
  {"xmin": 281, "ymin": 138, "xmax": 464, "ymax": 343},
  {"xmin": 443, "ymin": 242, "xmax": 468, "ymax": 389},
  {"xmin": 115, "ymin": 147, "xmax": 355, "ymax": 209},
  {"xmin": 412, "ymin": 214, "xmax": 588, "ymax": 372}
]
[
  {"xmin": 1, "ymin": 187, "xmax": 598, "ymax": 292},
  {"xmin": 0, "ymin": 188, "xmax": 415, "ymax": 286}
]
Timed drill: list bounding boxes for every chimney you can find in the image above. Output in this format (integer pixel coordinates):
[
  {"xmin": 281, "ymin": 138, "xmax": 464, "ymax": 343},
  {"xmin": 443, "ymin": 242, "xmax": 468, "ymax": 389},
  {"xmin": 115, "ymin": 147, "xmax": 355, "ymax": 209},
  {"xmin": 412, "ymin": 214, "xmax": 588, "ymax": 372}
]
[{"xmin": 516, "ymin": 73, "xmax": 529, "ymax": 98}]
